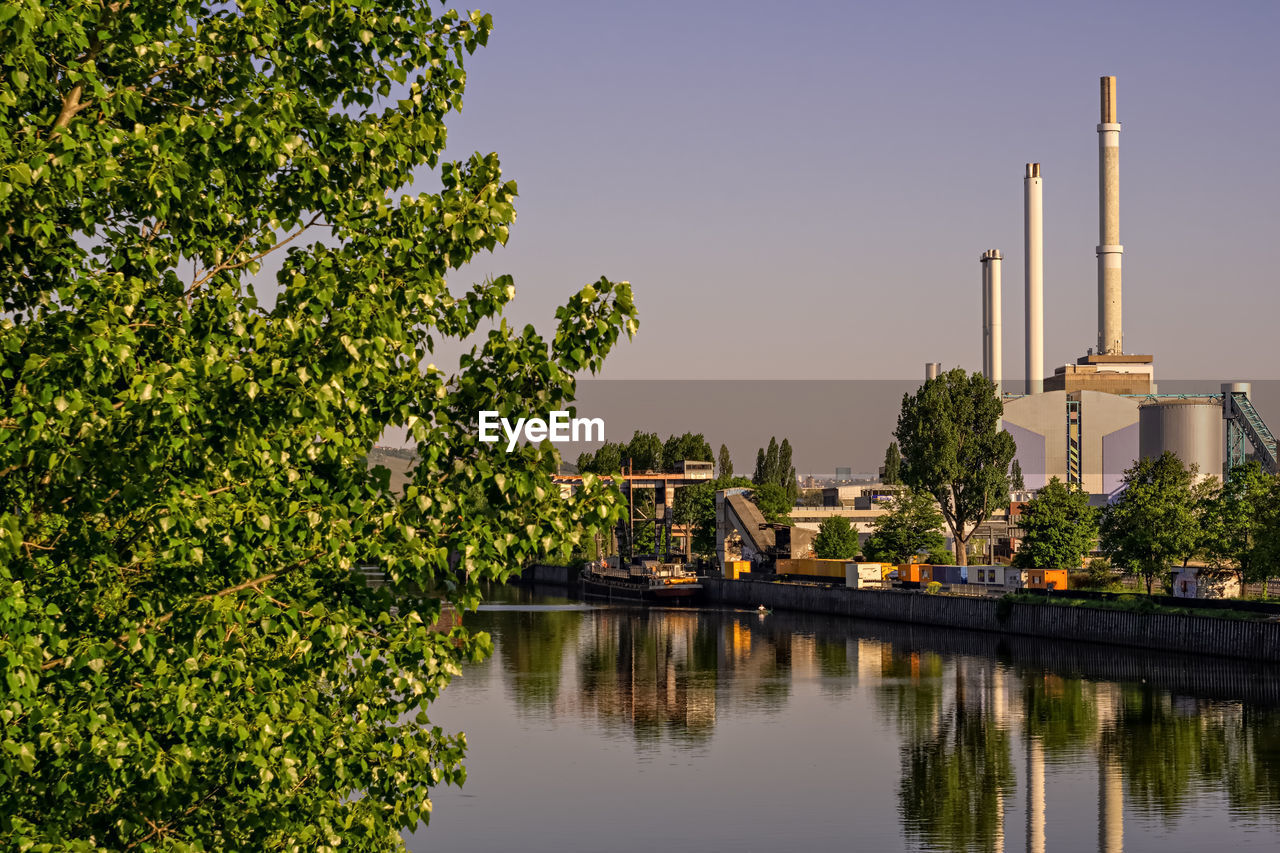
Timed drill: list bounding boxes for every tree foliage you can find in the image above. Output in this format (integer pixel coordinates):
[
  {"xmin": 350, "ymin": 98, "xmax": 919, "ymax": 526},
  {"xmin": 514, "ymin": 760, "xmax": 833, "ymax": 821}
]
[
  {"xmin": 863, "ymin": 489, "xmax": 947, "ymax": 564},
  {"xmin": 754, "ymin": 437, "xmax": 780, "ymax": 486},
  {"xmin": 1201, "ymin": 462, "xmax": 1274, "ymax": 585},
  {"xmin": 661, "ymin": 431, "xmax": 712, "ymax": 471},
  {"xmin": 1010, "ymin": 458, "xmax": 1025, "ymax": 493},
  {"xmin": 778, "ymin": 438, "xmax": 797, "ymax": 503},
  {"xmin": 1013, "ymin": 477, "xmax": 1098, "ymax": 570},
  {"xmin": 749, "ymin": 482, "xmax": 792, "ymax": 526},
  {"xmin": 814, "ymin": 515, "xmax": 859, "ymax": 560},
  {"xmin": 895, "ymin": 369, "xmax": 1015, "ymax": 565},
  {"xmin": 1100, "ymin": 453, "xmax": 1199, "ymax": 594},
  {"xmin": 624, "ymin": 430, "xmax": 663, "ymax": 473},
  {"xmin": 576, "ymin": 440, "xmax": 624, "ymax": 475},
  {"xmin": 1254, "ymin": 478, "xmax": 1280, "ymax": 589},
  {"xmin": 717, "ymin": 443, "xmax": 733, "ymax": 480},
  {"xmin": 671, "ymin": 475, "xmax": 753, "ymax": 557},
  {"xmin": 0, "ymin": 3, "xmax": 636, "ymax": 848},
  {"xmin": 882, "ymin": 441, "xmax": 902, "ymax": 485},
  {"xmin": 751, "ymin": 435, "xmax": 795, "ymax": 502}
]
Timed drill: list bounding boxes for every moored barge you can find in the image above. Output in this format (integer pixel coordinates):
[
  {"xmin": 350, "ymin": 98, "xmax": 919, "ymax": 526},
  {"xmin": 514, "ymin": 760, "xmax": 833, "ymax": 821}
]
[{"xmin": 581, "ymin": 559, "xmax": 703, "ymax": 604}]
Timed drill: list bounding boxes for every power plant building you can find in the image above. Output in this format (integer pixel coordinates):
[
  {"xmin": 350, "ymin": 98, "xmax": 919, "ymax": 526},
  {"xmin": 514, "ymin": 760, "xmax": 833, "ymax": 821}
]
[{"xmin": 976, "ymin": 77, "xmax": 1277, "ymax": 497}]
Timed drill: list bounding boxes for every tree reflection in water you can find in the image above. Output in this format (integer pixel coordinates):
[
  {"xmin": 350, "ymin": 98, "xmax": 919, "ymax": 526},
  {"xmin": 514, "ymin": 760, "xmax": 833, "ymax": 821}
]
[{"xmin": 476, "ymin": 588, "xmax": 1280, "ymax": 847}]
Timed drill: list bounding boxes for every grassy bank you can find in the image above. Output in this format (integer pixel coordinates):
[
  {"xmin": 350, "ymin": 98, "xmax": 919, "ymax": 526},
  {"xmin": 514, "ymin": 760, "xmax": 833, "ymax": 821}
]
[{"xmin": 999, "ymin": 591, "xmax": 1275, "ymax": 622}]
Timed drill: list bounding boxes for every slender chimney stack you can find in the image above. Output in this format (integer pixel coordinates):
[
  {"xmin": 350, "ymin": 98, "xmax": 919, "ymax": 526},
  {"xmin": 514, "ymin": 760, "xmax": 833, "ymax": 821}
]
[
  {"xmin": 980, "ymin": 250, "xmax": 1003, "ymax": 395},
  {"xmin": 1097, "ymin": 75, "xmax": 1123, "ymax": 355},
  {"xmin": 981, "ymin": 253, "xmax": 990, "ymax": 379},
  {"xmin": 1024, "ymin": 163, "xmax": 1044, "ymax": 394},
  {"xmin": 925, "ymin": 362, "xmax": 941, "ymax": 381}
]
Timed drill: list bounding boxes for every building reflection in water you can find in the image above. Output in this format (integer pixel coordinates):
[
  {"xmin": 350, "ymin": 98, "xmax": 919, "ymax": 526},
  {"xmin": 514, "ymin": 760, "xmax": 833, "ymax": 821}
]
[{"xmin": 483, "ymin": 597, "xmax": 1280, "ymax": 850}]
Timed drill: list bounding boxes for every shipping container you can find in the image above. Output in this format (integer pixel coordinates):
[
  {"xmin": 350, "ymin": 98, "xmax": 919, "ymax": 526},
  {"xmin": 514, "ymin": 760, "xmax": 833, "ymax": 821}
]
[{"xmin": 1026, "ymin": 569, "xmax": 1069, "ymax": 591}]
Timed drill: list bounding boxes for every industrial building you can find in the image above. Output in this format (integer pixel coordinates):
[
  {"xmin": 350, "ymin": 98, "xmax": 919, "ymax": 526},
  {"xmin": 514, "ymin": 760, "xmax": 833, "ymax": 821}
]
[{"xmin": 966, "ymin": 77, "xmax": 1276, "ymax": 499}]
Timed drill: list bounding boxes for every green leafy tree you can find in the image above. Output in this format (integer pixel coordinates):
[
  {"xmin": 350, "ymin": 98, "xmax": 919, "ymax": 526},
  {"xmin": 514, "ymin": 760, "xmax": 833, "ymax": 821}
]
[
  {"xmin": 753, "ymin": 447, "xmax": 767, "ymax": 485},
  {"xmin": 625, "ymin": 430, "xmax": 663, "ymax": 472},
  {"xmin": 661, "ymin": 431, "xmax": 712, "ymax": 471},
  {"xmin": 863, "ymin": 489, "xmax": 948, "ymax": 564},
  {"xmin": 779, "ymin": 437, "xmax": 798, "ymax": 503},
  {"xmin": 0, "ymin": 3, "xmax": 636, "ymax": 849},
  {"xmin": 763, "ymin": 437, "xmax": 780, "ymax": 486},
  {"xmin": 671, "ymin": 480, "xmax": 716, "ymax": 557},
  {"xmin": 1203, "ymin": 462, "xmax": 1273, "ymax": 585},
  {"xmin": 1255, "ymin": 478, "xmax": 1280, "ymax": 595},
  {"xmin": 629, "ymin": 486, "xmax": 669, "ymax": 557},
  {"xmin": 750, "ymin": 482, "xmax": 792, "ymax": 525},
  {"xmin": 883, "ymin": 441, "xmax": 902, "ymax": 485},
  {"xmin": 814, "ymin": 515, "xmax": 859, "ymax": 560},
  {"xmin": 1100, "ymin": 453, "xmax": 1199, "ymax": 594},
  {"xmin": 578, "ymin": 440, "xmax": 625, "ymax": 475},
  {"xmin": 717, "ymin": 443, "xmax": 733, "ymax": 480},
  {"xmin": 895, "ymin": 369, "xmax": 1016, "ymax": 565},
  {"xmin": 670, "ymin": 475, "xmax": 753, "ymax": 558},
  {"xmin": 1013, "ymin": 477, "xmax": 1098, "ymax": 570},
  {"xmin": 1010, "ymin": 458, "xmax": 1025, "ymax": 493}
]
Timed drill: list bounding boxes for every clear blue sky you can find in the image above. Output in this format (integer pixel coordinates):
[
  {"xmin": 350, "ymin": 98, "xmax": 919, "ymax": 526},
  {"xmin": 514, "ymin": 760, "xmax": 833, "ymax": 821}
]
[{"xmin": 427, "ymin": 0, "xmax": 1280, "ymax": 381}]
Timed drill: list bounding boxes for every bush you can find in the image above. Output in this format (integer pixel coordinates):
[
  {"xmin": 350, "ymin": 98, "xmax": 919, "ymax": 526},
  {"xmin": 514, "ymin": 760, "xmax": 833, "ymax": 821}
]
[{"xmin": 926, "ymin": 581, "xmax": 943, "ymax": 595}]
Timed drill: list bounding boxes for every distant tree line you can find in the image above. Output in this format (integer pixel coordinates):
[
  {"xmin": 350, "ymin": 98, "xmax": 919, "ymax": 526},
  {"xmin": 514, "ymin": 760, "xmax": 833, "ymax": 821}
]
[{"xmin": 576, "ymin": 430, "xmax": 714, "ymax": 475}]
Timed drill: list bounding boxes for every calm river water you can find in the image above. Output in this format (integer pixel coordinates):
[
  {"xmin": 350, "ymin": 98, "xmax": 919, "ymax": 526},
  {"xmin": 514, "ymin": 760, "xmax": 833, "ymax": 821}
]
[{"xmin": 405, "ymin": 584, "xmax": 1280, "ymax": 852}]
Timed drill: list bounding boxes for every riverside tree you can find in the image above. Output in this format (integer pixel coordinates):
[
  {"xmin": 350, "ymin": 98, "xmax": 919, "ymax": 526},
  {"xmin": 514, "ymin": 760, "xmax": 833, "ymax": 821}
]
[
  {"xmin": 862, "ymin": 488, "xmax": 949, "ymax": 564},
  {"xmin": 1100, "ymin": 453, "xmax": 1199, "ymax": 594},
  {"xmin": 1202, "ymin": 461, "xmax": 1273, "ymax": 586},
  {"xmin": 813, "ymin": 515, "xmax": 859, "ymax": 559},
  {"xmin": 0, "ymin": 2, "xmax": 636, "ymax": 849},
  {"xmin": 670, "ymin": 474, "xmax": 754, "ymax": 557},
  {"xmin": 894, "ymin": 369, "xmax": 1016, "ymax": 565},
  {"xmin": 1012, "ymin": 477, "xmax": 1098, "ymax": 570}
]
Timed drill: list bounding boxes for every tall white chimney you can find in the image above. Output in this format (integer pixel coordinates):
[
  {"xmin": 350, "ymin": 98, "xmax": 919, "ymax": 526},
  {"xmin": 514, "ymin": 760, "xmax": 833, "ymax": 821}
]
[
  {"xmin": 1024, "ymin": 163, "xmax": 1044, "ymax": 394},
  {"xmin": 980, "ymin": 250, "xmax": 1003, "ymax": 395},
  {"xmin": 1097, "ymin": 75, "xmax": 1123, "ymax": 355},
  {"xmin": 990, "ymin": 250, "xmax": 1002, "ymax": 396},
  {"xmin": 981, "ymin": 252, "xmax": 990, "ymax": 379}
]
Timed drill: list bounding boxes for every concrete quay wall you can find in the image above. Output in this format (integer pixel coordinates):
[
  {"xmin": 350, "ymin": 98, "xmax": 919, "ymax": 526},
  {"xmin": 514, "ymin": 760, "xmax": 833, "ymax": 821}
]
[{"xmin": 705, "ymin": 578, "xmax": 1280, "ymax": 663}]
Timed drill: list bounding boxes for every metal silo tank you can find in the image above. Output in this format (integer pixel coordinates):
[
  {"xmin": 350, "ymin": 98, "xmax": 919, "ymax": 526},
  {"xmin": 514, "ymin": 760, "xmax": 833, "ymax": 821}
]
[{"xmin": 1138, "ymin": 400, "xmax": 1224, "ymax": 482}]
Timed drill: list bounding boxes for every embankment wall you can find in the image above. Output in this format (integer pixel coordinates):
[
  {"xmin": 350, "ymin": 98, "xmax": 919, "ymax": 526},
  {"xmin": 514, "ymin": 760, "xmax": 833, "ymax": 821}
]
[{"xmin": 706, "ymin": 578, "xmax": 1280, "ymax": 663}]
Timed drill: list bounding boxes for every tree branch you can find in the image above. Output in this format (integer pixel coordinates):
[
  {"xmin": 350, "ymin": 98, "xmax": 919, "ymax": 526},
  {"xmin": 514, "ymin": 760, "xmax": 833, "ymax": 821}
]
[
  {"xmin": 51, "ymin": 84, "xmax": 87, "ymax": 131},
  {"xmin": 40, "ymin": 555, "xmax": 318, "ymax": 672},
  {"xmin": 185, "ymin": 213, "xmax": 323, "ymax": 295}
]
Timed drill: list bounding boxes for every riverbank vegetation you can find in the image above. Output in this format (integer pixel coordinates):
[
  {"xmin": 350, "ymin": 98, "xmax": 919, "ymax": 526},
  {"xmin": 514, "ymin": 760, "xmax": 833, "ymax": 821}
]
[{"xmin": 999, "ymin": 592, "xmax": 1275, "ymax": 622}]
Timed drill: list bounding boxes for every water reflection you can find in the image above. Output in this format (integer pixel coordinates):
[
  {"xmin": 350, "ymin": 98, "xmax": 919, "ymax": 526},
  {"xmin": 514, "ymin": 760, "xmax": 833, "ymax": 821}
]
[{"xmin": 464, "ymin": 586, "xmax": 1280, "ymax": 851}]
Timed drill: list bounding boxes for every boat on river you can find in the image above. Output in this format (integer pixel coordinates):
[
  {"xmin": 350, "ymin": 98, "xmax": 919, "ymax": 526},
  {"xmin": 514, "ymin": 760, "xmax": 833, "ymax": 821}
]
[{"xmin": 580, "ymin": 558, "xmax": 703, "ymax": 604}]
